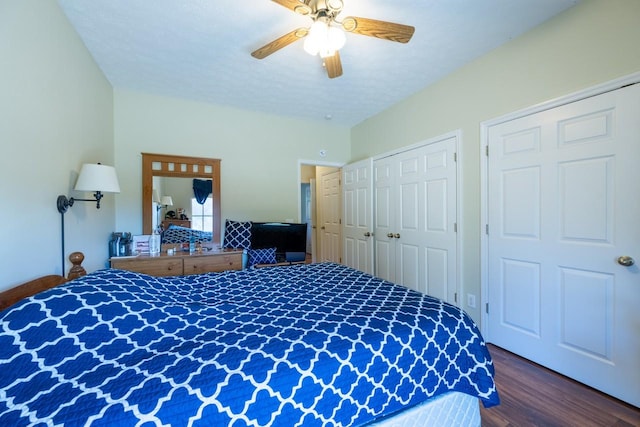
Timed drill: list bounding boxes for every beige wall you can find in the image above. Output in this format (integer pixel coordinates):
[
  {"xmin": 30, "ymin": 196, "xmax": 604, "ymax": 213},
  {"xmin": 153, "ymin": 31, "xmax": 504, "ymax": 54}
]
[
  {"xmin": 3, "ymin": 0, "xmax": 638, "ymax": 319},
  {"xmin": 350, "ymin": 0, "xmax": 640, "ymax": 322},
  {"xmin": 0, "ymin": 0, "xmax": 114, "ymax": 289},
  {"xmin": 113, "ymin": 89, "xmax": 351, "ymax": 236}
]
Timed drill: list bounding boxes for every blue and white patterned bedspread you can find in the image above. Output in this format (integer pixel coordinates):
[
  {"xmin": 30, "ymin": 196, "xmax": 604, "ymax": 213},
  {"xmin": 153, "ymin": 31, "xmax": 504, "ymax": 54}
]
[{"xmin": 0, "ymin": 263, "xmax": 499, "ymax": 426}]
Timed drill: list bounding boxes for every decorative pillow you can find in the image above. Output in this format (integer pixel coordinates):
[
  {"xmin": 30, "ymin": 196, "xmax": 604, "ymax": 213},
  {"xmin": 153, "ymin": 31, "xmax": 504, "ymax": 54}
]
[
  {"xmin": 162, "ymin": 225, "xmax": 213, "ymax": 244},
  {"xmin": 223, "ymin": 220, "xmax": 252, "ymax": 249},
  {"xmin": 247, "ymin": 247, "xmax": 277, "ymax": 267}
]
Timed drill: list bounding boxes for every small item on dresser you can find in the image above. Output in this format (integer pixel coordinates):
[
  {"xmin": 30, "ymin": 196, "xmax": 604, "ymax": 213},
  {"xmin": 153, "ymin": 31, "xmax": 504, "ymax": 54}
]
[
  {"xmin": 149, "ymin": 229, "xmax": 161, "ymax": 256},
  {"xmin": 189, "ymin": 236, "xmax": 196, "ymax": 254},
  {"xmin": 132, "ymin": 235, "xmax": 151, "ymax": 255}
]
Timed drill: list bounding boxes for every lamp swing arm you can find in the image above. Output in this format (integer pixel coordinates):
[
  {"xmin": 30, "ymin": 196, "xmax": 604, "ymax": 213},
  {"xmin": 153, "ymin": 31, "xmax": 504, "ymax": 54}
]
[{"xmin": 57, "ymin": 192, "xmax": 105, "ymax": 214}]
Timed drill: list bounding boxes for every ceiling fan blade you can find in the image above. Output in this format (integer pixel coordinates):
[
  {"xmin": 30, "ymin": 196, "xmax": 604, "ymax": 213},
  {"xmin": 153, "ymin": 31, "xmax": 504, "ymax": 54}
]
[
  {"xmin": 271, "ymin": 0, "xmax": 312, "ymax": 15},
  {"xmin": 324, "ymin": 51, "xmax": 343, "ymax": 79},
  {"xmin": 251, "ymin": 28, "xmax": 309, "ymax": 59},
  {"xmin": 342, "ymin": 16, "xmax": 415, "ymax": 43}
]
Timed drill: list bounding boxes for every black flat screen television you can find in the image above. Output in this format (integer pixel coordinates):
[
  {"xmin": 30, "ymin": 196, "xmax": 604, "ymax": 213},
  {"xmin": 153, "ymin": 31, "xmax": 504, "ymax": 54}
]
[{"xmin": 250, "ymin": 222, "xmax": 307, "ymax": 263}]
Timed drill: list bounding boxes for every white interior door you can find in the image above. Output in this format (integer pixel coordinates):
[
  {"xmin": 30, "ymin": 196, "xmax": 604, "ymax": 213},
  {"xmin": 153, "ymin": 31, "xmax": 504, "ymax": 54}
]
[
  {"xmin": 394, "ymin": 148, "xmax": 424, "ymax": 292},
  {"xmin": 374, "ymin": 134, "xmax": 459, "ymax": 304},
  {"xmin": 310, "ymin": 178, "xmax": 317, "ymax": 263},
  {"xmin": 343, "ymin": 159, "xmax": 374, "ymax": 274},
  {"xmin": 486, "ymin": 83, "xmax": 640, "ymax": 406},
  {"xmin": 319, "ymin": 170, "xmax": 342, "ymax": 263},
  {"xmin": 394, "ymin": 140, "xmax": 457, "ymax": 301},
  {"xmin": 374, "ymin": 156, "xmax": 396, "ymax": 282},
  {"xmin": 419, "ymin": 139, "xmax": 458, "ymax": 302},
  {"xmin": 302, "ymin": 183, "xmax": 312, "ymax": 254}
]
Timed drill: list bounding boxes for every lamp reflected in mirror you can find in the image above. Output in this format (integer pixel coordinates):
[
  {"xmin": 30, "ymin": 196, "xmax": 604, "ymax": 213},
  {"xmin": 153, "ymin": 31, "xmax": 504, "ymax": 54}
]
[{"xmin": 155, "ymin": 195, "xmax": 173, "ymax": 228}]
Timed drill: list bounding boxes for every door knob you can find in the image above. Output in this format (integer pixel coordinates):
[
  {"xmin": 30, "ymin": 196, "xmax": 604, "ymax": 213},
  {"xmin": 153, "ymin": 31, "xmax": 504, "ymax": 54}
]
[
  {"xmin": 617, "ymin": 256, "xmax": 635, "ymax": 267},
  {"xmin": 364, "ymin": 232, "xmax": 371, "ymax": 237},
  {"xmin": 387, "ymin": 233, "xmax": 394, "ymax": 238},
  {"xmin": 394, "ymin": 233, "xmax": 401, "ymax": 239}
]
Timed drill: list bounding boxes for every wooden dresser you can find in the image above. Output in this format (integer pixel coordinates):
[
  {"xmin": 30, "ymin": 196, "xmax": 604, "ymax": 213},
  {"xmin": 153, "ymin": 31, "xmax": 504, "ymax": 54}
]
[{"xmin": 110, "ymin": 249, "xmax": 243, "ymax": 276}]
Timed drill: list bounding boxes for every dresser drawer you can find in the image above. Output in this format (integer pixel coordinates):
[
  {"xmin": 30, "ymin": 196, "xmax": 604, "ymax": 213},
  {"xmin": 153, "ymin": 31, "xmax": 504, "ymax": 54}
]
[
  {"xmin": 184, "ymin": 253, "xmax": 242, "ymax": 274},
  {"xmin": 111, "ymin": 257, "xmax": 183, "ymax": 276}
]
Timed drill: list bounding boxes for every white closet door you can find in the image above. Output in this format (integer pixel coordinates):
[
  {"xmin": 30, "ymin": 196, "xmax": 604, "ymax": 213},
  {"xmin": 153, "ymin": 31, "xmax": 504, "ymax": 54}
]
[
  {"xmin": 343, "ymin": 159, "xmax": 374, "ymax": 274},
  {"xmin": 486, "ymin": 83, "xmax": 640, "ymax": 406},
  {"xmin": 394, "ymin": 148, "xmax": 423, "ymax": 292},
  {"xmin": 421, "ymin": 138, "xmax": 458, "ymax": 302},
  {"xmin": 374, "ymin": 134, "xmax": 458, "ymax": 304},
  {"xmin": 374, "ymin": 157, "xmax": 396, "ymax": 282}
]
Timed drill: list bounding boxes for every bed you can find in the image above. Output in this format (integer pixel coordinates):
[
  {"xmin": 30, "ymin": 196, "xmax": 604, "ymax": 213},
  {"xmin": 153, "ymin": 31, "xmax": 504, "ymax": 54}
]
[
  {"xmin": 0, "ymin": 262, "xmax": 499, "ymax": 426},
  {"xmin": 162, "ymin": 224, "xmax": 214, "ymax": 245}
]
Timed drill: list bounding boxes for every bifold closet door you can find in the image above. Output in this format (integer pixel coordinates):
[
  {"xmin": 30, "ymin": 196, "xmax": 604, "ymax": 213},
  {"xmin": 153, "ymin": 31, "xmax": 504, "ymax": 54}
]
[
  {"xmin": 374, "ymin": 155, "xmax": 396, "ymax": 283},
  {"xmin": 374, "ymin": 136, "xmax": 458, "ymax": 304}
]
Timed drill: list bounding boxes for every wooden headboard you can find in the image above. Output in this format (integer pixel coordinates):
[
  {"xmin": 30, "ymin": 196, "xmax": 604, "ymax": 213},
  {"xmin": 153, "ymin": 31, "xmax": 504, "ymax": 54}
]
[
  {"xmin": 0, "ymin": 251, "xmax": 85, "ymax": 311},
  {"xmin": 0, "ymin": 275, "xmax": 67, "ymax": 311}
]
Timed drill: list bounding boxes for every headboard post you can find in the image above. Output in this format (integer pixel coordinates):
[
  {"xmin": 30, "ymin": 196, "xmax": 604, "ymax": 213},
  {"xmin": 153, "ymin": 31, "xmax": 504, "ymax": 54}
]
[{"xmin": 67, "ymin": 251, "xmax": 86, "ymax": 280}]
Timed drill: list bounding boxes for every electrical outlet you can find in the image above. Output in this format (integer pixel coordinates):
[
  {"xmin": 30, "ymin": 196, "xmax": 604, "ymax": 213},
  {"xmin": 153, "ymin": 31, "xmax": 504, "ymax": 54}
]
[{"xmin": 467, "ymin": 294, "xmax": 477, "ymax": 309}]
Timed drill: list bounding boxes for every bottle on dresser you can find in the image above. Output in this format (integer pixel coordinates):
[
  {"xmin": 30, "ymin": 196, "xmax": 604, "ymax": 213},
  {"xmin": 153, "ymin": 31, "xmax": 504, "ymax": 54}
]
[{"xmin": 149, "ymin": 229, "xmax": 161, "ymax": 256}]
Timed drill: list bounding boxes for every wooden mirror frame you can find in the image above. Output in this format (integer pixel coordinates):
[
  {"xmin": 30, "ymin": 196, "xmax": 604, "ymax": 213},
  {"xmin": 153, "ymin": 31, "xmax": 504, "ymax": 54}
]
[{"xmin": 142, "ymin": 153, "xmax": 221, "ymax": 243}]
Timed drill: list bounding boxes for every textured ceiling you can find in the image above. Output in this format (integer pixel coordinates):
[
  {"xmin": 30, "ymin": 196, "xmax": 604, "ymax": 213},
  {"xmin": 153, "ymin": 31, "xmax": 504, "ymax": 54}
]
[{"xmin": 58, "ymin": 0, "xmax": 579, "ymax": 127}]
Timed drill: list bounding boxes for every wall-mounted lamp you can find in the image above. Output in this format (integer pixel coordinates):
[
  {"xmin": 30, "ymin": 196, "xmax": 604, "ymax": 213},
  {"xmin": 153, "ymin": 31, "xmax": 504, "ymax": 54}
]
[
  {"xmin": 158, "ymin": 196, "xmax": 173, "ymax": 211},
  {"xmin": 57, "ymin": 163, "xmax": 120, "ymax": 213},
  {"xmin": 57, "ymin": 163, "xmax": 120, "ymax": 275},
  {"xmin": 155, "ymin": 195, "xmax": 173, "ymax": 228}
]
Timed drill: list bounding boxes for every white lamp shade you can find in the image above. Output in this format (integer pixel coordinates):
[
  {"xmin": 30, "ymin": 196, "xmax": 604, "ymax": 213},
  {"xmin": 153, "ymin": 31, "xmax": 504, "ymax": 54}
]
[
  {"xmin": 304, "ymin": 21, "xmax": 345, "ymax": 57},
  {"xmin": 153, "ymin": 189, "xmax": 161, "ymax": 203},
  {"xmin": 327, "ymin": 27, "xmax": 346, "ymax": 51},
  {"xmin": 160, "ymin": 196, "xmax": 173, "ymax": 206},
  {"xmin": 74, "ymin": 163, "xmax": 120, "ymax": 193},
  {"xmin": 304, "ymin": 21, "xmax": 328, "ymax": 56}
]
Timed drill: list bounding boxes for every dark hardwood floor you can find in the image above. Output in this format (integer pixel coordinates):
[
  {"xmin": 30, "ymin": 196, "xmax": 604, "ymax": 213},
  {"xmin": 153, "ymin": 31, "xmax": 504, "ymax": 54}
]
[{"xmin": 480, "ymin": 344, "xmax": 640, "ymax": 427}]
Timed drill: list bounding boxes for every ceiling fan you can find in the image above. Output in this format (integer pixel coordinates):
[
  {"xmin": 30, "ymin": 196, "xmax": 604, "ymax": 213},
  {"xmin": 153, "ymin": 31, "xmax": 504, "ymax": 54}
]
[{"xmin": 251, "ymin": 0, "xmax": 415, "ymax": 79}]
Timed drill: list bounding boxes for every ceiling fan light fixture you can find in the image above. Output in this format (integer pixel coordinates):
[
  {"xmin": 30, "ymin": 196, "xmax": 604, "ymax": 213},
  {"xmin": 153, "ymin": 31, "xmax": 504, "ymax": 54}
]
[
  {"xmin": 303, "ymin": 21, "xmax": 325, "ymax": 55},
  {"xmin": 326, "ymin": 0, "xmax": 344, "ymax": 12},
  {"xmin": 252, "ymin": 1, "xmax": 414, "ymax": 79},
  {"xmin": 328, "ymin": 26, "xmax": 346, "ymax": 50},
  {"xmin": 304, "ymin": 21, "xmax": 346, "ymax": 57}
]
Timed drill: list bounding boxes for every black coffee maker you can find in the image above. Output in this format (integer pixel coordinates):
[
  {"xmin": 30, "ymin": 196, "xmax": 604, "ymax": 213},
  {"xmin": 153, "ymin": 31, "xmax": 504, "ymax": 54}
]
[{"xmin": 109, "ymin": 232, "xmax": 132, "ymax": 257}]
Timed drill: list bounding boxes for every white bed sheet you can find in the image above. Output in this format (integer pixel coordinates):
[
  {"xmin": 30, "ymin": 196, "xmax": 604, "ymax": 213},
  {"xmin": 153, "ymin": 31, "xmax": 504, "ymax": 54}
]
[{"xmin": 367, "ymin": 392, "xmax": 480, "ymax": 427}]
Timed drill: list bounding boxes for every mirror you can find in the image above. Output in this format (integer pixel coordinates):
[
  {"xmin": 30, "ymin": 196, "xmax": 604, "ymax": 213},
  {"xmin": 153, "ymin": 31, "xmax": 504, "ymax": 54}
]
[{"xmin": 142, "ymin": 153, "xmax": 221, "ymax": 242}]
